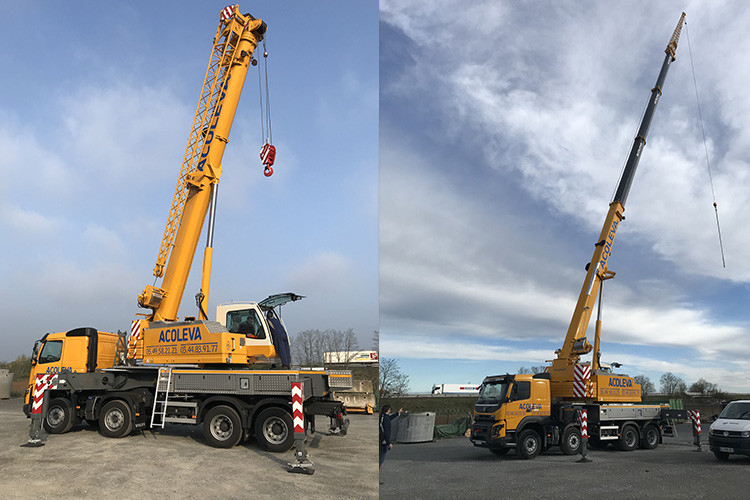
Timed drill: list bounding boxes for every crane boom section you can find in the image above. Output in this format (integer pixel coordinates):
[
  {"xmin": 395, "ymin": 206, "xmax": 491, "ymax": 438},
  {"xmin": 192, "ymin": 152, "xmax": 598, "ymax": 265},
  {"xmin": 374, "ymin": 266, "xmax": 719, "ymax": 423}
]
[
  {"xmin": 551, "ymin": 13, "xmax": 685, "ymax": 378},
  {"xmin": 139, "ymin": 8, "xmax": 266, "ymax": 321}
]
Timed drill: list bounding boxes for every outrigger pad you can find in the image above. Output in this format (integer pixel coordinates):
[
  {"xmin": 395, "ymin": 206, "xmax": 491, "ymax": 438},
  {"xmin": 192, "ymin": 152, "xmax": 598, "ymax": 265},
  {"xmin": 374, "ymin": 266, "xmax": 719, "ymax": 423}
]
[
  {"xmin": 286, "ymin": 461, "xmax": 315, "ymax": 475},
  {"xmin": 21, "ymin": 440, "xmax": 45, "ymax": 448}
]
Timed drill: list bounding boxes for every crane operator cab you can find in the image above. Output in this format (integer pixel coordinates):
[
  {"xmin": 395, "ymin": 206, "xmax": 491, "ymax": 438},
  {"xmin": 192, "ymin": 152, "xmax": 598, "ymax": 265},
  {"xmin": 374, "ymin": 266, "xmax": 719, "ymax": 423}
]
[{"xmin": 216, "ymin": 292, "xmax": 300, "ymax": 368}]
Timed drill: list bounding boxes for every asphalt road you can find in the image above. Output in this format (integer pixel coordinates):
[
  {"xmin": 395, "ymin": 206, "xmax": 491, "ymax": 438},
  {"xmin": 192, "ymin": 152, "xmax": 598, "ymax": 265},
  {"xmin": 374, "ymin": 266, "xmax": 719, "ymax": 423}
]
[
  {"xmin": 0, "ymin": 397, "xmax": 377, "ymax": 499},
  {"xmin": 380, "ymin": 424, "xmax": 750, "ymax": 499}
]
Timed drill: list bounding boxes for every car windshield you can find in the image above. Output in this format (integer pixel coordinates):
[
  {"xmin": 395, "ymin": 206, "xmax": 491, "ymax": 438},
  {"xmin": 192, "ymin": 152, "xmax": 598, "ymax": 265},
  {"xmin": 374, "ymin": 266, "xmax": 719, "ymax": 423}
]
[
  {"xmin": 719, "ymin": 402, "xmax": 750, "ymax": 421},
  {"xmin": 477, "ymin": 380, "xmax": 510, "ymax": 404}
]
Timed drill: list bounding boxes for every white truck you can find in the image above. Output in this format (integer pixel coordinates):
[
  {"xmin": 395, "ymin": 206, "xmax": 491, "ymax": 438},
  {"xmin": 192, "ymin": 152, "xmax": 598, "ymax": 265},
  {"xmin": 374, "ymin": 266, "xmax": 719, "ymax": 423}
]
[{"xmin": 431, "ymin": 384, "xmax": 480, "ymax": 395}]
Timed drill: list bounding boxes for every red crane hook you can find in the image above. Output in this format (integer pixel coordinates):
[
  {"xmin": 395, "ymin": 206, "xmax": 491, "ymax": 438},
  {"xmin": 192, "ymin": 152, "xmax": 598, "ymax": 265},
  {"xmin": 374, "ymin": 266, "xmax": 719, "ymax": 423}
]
[{"xmin": 260, "ymin": 142, "xmax": 276, "ymax": 177}]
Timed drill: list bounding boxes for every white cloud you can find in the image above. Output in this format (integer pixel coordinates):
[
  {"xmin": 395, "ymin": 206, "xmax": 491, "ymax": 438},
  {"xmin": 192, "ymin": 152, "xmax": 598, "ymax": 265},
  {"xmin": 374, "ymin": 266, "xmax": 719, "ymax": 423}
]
[
  {"xmin": 382, "ymin": 1, "xmax": 750, "ymax": 283},
  {"xmin": 61, "ymin": 82, "xmax": 189, "ymax": 183},
  {"xmin": 1, "ymin": 204, "xmax": 59, "ymax": 236}
]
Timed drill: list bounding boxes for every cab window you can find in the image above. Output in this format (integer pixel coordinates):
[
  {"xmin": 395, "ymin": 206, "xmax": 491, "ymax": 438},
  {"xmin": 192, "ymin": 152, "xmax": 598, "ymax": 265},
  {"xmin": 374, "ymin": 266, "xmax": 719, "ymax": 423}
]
[
  {"xmin": 38, "ymin": 340, "xmax": 63, "ymax": 364},
  {"xmin": 510, "ymin": 381, "xmax": 531, "ymax": 401},
  {"xmin": 226, "ymin": 309, "xmax": 266, "ymax": 339}
]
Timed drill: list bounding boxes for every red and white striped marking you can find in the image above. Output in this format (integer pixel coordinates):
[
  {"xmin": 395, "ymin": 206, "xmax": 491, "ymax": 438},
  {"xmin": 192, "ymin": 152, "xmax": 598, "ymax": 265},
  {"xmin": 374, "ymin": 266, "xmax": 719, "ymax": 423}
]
[
  {"xmin": 573, "ymin": 364, "xmax": 591, "ymax": 398},
  {"xmin": 292, "ymin": 382, "xmax": 304, "ymax": 435},
  {"xmin": 577, "ymin": 409, "xmax": 588, "ymax": 439},
  {"xmin": 31, "ymin": 373, "xmax": 58, "ymax": 415},
  {"xmin": 220, "ymin": 5, "xmax": 234, "ymax": 21},
  {"xmin": 127, "ymin": 320, "xmax": 142, "ymax": 358},
  {"xmin": 688, "ymin": 410, "xmax": 701, "ymax": 434}
]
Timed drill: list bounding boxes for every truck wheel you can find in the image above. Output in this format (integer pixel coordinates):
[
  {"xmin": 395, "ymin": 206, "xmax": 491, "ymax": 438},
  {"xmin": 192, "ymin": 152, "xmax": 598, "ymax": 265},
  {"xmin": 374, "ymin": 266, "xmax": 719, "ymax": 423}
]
[
  {"xmin": 617, "ymin": 425, "xmax": 639, "ymax": 451},
  {"xmin": 714, "ymin": 450, "xmax": 730, "ymax": 461},
  {"xmin": 254, "ymin": 407, "xmax": 294, "ymax": 452},
  {"xmin": 640, "ymin": 424, "xmax": 659, "ymax": 450},
  {"xmin": 44, "ymin": 398, "xmax": 75, "ymax": 434},
  {"xmin": 490, "ymin": 447, "xmax": 509, "ymax": 457},
  {"xmin": 203, "ymin": 405, "xmax": 243, "ymax": 448},
  {"xmin": 560, "ymin": 425, "xmax": 582, "ymax": 455},
  {"xmin": 99, "ymin": 400, "xmax": 133, "ymax": 438},
  {"xmin": 516, "ymin": 429, "xmax": 542, "ymax": 459}
]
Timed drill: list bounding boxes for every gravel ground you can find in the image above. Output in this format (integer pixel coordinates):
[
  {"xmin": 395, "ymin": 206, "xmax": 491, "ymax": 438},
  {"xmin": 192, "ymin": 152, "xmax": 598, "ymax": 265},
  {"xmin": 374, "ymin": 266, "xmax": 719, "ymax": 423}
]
[{"xmin": 0, "ymin": 397, "xmax": 377, "ymax": 499}]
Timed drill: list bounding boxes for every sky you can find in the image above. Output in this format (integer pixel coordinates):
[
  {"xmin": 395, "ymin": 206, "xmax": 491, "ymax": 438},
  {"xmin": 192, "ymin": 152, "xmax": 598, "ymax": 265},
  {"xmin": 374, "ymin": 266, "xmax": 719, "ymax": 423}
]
[
  {"xmin": 380, "ymin": 1, "xmax": 750, "ymax": 393},
  {"xmin": 0, "ymin": 1, "xmax": 378, "ymax": 360}
]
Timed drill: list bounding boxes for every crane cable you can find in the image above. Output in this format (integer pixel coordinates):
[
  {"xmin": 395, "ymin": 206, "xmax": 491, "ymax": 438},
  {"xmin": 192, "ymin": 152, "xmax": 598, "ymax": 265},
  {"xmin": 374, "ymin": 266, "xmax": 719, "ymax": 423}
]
[
  {"xmin": 685, "ymin": 21, "xmax": 726, "ymax": 268},
  {"xmin": 257, "ymin": 38, "xmax": 276, "ymax": 176}
]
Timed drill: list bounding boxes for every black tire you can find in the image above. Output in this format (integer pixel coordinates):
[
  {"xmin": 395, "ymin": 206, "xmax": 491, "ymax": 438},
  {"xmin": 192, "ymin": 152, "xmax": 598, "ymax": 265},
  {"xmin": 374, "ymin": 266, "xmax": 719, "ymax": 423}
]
[
  {"xmin": 99, "ymin": 400, "xmax": 133, "ymax": 438},
  {"xmin": 714, "ymin": 450, "xmax": 730, "ymax": 461},
  {"xmin": 203, "ymin": 405, "xmax": 243, "ymax": 448},
  {"xmin": 640, "ymin": 424, "xmax": 659, "ymax": 450},
  {"xmin": 254, "ymin": 407, "xmax": 294, "ymax": 452},
  {"xmin": 490, "ymin": 447, "xmax": 510, "ymax": 457},
  {"xmin": 560, "ymin": 425, "xmax": 582, "ymax": 455},
  {"xmin": 44, "ymin": 398, "xmax": 75, "ymax": 434},
  {"xmin": 617, "ymin": 425, "xmax": 639, "ymax": 451},
  {"xmin": 516, "ymin": 429, "xmax": 542, "ymax": 459}
]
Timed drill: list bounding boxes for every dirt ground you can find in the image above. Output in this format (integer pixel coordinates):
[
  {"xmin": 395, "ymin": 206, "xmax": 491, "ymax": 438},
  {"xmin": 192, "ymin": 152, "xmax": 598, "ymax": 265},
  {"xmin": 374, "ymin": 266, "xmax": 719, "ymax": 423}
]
[{"xmin": 0, "ymin": 397, "xmax": 377, "ymax": 499}]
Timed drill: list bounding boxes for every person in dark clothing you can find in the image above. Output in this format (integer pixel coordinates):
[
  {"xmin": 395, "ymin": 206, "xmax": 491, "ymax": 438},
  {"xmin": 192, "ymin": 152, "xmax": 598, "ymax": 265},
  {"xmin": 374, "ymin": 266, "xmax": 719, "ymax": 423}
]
[
  {"xmin": 266, "ymin": 310, "xmax": 291, "ymax": 369},
  {"xmin": 379, "ymin": 405, "xmax": 403, "ymax": 469}
]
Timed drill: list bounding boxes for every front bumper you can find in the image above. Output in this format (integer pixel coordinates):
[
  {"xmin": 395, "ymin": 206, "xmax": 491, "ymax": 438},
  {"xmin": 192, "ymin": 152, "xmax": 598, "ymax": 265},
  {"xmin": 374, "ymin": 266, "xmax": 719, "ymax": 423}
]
[
  {"xmin": 471, "ymin": 420, "xmax": 513, "ymax": 449},
  {"xmin": 709, "ymin": 435, "xmax": 750, "ymax": 456}
]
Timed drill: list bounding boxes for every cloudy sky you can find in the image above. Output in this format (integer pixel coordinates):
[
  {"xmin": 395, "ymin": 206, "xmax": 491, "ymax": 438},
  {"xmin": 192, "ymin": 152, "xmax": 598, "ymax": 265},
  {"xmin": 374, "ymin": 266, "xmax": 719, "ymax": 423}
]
[
  {"xmin": 0, "ymin": 1, "xmax": 378, "ymax": 359},
  {"xmin": 380, "ymin": 1, "xmax": 750, "ymax": 393}
]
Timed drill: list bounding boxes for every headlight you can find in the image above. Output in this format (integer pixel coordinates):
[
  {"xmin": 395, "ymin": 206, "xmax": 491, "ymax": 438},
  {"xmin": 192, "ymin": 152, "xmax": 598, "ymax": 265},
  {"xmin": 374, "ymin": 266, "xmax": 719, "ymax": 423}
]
[{"xmin": 741, "ymin": 431, "xmax": 750, "ymax": 438}]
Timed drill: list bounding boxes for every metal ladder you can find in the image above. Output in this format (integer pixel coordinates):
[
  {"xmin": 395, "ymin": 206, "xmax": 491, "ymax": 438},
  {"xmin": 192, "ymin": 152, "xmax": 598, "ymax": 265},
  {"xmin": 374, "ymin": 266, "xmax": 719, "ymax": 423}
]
[
  {"xmin": 662, "ymin": 416, "xmax": 678, "ymax": 438},
  {"xmin": 150, "ymin": 367, "xmax": 172, "ymax": 429}
]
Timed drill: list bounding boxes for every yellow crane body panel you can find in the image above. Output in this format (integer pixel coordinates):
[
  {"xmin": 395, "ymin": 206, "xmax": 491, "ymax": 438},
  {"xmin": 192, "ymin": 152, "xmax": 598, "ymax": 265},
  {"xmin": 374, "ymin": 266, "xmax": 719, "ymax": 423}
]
[{"xmin": 139, "ymin": 320, "xmax": 279, "ymax": 365}]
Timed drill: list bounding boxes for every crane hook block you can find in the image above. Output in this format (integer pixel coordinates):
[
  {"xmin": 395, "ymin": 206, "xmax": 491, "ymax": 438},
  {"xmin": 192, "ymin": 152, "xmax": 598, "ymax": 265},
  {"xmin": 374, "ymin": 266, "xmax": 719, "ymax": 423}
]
[{"xmin": 260, "ymin": 142, "xmax": 276, "ymax": 177}]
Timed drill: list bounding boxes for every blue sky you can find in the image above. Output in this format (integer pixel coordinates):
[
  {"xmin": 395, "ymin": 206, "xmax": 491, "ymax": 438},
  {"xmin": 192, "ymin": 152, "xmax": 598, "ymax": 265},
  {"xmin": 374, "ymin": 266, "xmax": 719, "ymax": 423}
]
[
  {"xmin": 0, "ymin": 1, "xmax": 378, "ymax": 359},
  {"xmin": 380, "ymin": 1, "xmax": 750, "ymax": 393}
]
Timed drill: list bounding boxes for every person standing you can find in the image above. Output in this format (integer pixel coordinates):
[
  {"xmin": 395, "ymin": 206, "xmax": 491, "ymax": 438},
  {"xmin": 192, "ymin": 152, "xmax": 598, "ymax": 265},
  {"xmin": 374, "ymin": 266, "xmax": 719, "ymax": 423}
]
[{"xmin": 379, "ymin": 405, "xmax": 403, "ymax": 469}]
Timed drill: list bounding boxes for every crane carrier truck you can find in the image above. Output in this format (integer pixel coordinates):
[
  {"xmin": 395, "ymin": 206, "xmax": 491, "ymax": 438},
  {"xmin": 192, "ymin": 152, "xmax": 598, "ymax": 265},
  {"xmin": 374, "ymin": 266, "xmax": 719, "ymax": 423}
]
[
  {"xmin": 470, "ymin": 13, "xmax": 688, "ymax": 459},
  {"xmin": 23, "ymin": 5, "xmax": 351, "ymax": 452}
]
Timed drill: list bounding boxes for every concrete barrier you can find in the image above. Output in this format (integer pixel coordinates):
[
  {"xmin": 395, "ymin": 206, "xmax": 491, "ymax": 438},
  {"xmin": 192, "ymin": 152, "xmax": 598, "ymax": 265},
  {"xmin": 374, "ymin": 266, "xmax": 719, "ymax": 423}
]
[
  {"xmin": 0, "ymin": 370, "xmax": 13, "ymax": 399},
  {"xmin": 393, "ymin": 412, "xmax": 436, "ymax": 443}
]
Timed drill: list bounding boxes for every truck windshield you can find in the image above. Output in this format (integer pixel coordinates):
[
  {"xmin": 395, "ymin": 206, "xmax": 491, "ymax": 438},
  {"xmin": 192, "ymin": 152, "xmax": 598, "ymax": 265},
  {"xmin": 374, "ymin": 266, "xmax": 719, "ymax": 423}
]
[
  {"xmin": 719, "ymin": 402, "xmax": 750, "ymax": 420},
  {"xmin": 477, "ymin": 380, "xmax": 510, "ymax": 404},
  {"xmin": 38, "ymin": 340, "xmax": 62, "ymax": 364}
]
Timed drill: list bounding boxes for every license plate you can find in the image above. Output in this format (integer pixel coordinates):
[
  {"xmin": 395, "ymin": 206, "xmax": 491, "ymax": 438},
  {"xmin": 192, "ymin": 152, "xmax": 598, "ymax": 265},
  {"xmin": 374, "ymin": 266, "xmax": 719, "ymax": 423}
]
[{"xmin": 720, "ymin": 447, "xmax": 734, "ymax": 453}]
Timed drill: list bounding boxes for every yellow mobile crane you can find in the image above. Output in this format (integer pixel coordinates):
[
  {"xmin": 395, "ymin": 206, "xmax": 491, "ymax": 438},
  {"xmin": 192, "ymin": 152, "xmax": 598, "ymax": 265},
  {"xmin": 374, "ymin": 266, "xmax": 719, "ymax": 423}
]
[
  {"xmin": 471, "ymin": 13, "xmax": 688, "ymax": 459},
  {"xmin": 132, "ymin": 5, "xmax": 281, "ymax": 366},
  {"xmin": 24, "ymin": 6, "xmax": 350, "ymax": 451}
]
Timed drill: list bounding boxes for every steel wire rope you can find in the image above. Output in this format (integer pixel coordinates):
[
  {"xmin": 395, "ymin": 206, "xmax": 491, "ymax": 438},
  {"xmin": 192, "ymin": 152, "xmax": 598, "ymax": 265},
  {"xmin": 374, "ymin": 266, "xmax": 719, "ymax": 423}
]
[{"xmin": 685, "ymin": 20, "xmax": 726, "ymax": 268}]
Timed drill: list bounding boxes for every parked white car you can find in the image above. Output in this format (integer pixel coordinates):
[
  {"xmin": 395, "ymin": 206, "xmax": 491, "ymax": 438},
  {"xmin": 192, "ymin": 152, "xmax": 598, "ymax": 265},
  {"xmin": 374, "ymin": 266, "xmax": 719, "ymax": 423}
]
[{"xmin": 708, "ymin": 400, "xmax": 750, "ymax": 460}]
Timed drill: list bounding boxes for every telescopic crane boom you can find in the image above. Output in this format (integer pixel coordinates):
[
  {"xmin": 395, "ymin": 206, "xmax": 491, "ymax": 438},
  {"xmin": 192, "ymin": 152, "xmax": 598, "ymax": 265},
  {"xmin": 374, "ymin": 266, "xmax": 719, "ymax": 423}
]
[
  {"xmin": 548, "ymin": 13, "xmax": 686, "ymax": 399},
  {"xmin": 126, "ymin": 6, "xmax": 290, "ymax": 367},
  {"xmin": 138, "ymin": 6, "xmax": 266, "ymax": 322}
]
